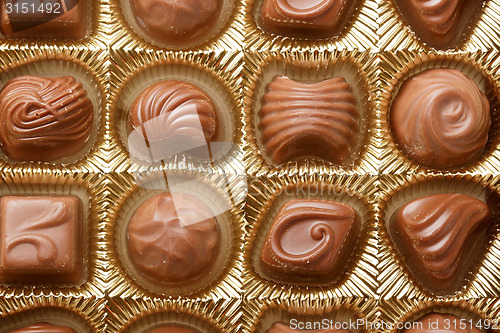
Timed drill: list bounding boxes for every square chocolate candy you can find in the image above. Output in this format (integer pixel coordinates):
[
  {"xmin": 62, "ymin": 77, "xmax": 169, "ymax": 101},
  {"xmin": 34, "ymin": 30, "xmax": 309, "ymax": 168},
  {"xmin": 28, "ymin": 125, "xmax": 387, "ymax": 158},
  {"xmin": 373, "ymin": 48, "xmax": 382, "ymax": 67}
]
[{"xmin": 0, "ymin": 196, "xmax": 84, "ymax": 285}]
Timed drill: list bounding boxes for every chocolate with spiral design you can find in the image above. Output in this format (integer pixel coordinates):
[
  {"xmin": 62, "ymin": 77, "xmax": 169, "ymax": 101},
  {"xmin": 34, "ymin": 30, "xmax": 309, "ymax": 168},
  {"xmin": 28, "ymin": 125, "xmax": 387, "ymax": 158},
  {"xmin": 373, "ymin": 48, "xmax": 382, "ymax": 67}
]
[
  {"xmin": 390, "ymin": 69, "xmax": 490, "ymax": 169},
  {"xmin": 0, "ymin": 75, "xmax": 94, "ymax": 162},
  {"xmin": 259, "ymin": 199, "xmax": 359, "ymax": 283}
]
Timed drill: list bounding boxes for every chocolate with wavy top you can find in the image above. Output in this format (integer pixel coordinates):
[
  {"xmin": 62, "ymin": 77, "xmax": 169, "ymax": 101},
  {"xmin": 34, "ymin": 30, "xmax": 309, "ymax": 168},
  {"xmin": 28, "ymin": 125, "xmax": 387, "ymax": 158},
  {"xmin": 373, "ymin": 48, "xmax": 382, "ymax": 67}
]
[
  {"xmin": 0, "ymin": 75, "xmax": 94, "ymax": 162},
  {"xmin": 390, "ymin": 193, "xmax": 492, "ymax": 294},
  {"xmin": 8, "ymin": 323, "xmax": 76, "ymax": 333},
  {"xmin": 258, "ymin": 76, "xmax": 359, "ymax": 165},
  {"xmin": 391, "ymin": 68, "xmax": 490, "ymax": 169}
]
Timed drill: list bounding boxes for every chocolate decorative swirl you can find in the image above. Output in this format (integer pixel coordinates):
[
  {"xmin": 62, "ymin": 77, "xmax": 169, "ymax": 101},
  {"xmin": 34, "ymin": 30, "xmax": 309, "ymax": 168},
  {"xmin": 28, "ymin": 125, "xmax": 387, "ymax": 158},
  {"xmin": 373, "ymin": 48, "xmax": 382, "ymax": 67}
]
[
  {"xmin": 391, "ymin": 69, "xmax": 490, "ymax": 169},
  {"xmin": 148, "ymin": 326, "xmax": 199, "ymax": 333},
  {"xmin": 390, "ymin": 193, "xmax": 492, "ymax": 293},
  {"xmin": 259, "ymin": 199, "xmax": 359, "ymax": 283},
  {"xmin": 402, "ymin": 313, "xmax": 481, "ymax": 333},
  {"xmin": 8, "ymin": 323, "xmax": 76, "ymax": 333},
  {"xmin": 258, "ymin": 76, "xmax": 359, "ymax": 165},
  {"xmin": 260, "ymin": 0, "xmax": 352, "ymax": 37},
  {"xmin": 266, "ymin": 322, "xmax": 349, "ymax": 333},
  {"xmin": 127, "ymin": 193, "xmax": 220, "ymax": 285},
  {"xmin": 130, "ymin": 0, "xmax": 222, "ymax": 45},
  {"xmin": 0, "ymin": 75, "xmax": 94, "ymax": 162}
]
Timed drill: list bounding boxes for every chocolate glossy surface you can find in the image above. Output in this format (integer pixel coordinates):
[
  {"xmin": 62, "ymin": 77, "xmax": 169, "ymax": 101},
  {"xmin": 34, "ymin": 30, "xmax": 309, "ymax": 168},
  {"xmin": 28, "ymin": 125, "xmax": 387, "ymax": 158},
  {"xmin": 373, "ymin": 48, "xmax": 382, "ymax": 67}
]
[
  {"xmin": 1, "ymin": 0, "xmax": 88, "ymax": 39},
  {"xmin": 391, "ymin": 69, "xmax": 490, "ymax": 169},
  {"xmin": 393, "ymin": 0, "xmax": 484, "ymax": 49},
  {"xmin": 266, "ymin": 322, "xmax": 349, "ymax": 333},
  {"xmin": 259, "ymin": 199, "xmax": 359, "ymax": 283},
  {"xmin": 127, "ymin": 192, "xmax": 220, "ymax": 286},
  {"xmin": 0, "ymin": 75, "xmax": 94, "ymax": 162},
  {"xmin": 259, "ymin": 0, "xmax": 353, "ymax": 37},
  {"xmin": 390, "ymin": 193, "xmax": 492, "ymax": 294},
  {"xmin": 259, "ymin": 76, "xmax": 359, "ymax": 165},
  {"xmin": 130, "ymin": 0, "xmax": 222, "ymax": 45},
  {"xmin": 148, "ymin": 326, "xmax": 199, "ymax": 333},
  {"xmin": 8, "ymin": 323, "xmax": 76, "ymax": 333},
  {"xmin": 402, "ymin": 313, "xmax": 481, "ymax": 333}
]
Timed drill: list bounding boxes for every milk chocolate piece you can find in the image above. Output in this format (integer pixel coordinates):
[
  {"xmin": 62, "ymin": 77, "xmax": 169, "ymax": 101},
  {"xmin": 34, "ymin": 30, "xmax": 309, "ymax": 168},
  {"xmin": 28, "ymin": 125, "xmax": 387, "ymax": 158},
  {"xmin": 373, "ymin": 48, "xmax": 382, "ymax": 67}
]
[
  {"xmin": 0, "ymin": 196, "xmax": 84, "ymax": 285},
  {"xmin": 393, "ymin": 0, "xmax": 484, "ymax": 49},
  {"xmin": 0, "ymin": 75, "xmax": 94, "ymax": 162},
  {"xmin": 126, "ymin": 193, "xmax": 220, "ymax": 286},
  {"xmin": 390, "ymin": 193, "xmax": 492, "ymax": 294},
  {"xmin": 259, "ymin": 0, "xmax": 354, "ymax": 38},
  {"xmin": 8, "ymin": 323, "xmax": 76, "ymax": 333},
  {"xmin": 148, "ymin": 326, "xmax": 199, "ymax": 333},
  {"xmin": 402, "ymin": 313, "xmax": 481, "ymax": 333},
  {"xmin": 259, "ymin": 199, "xmax": 359, "ymax": 283},
  {"xmin": 391, "ymin": 69, "xmax": 490, "ymax": 169},
  {"xmin": 258, "ymin": 76, "xmax": 359, "ymax": 165},
  {"xmin": 130, "ymin": 0, "xmax": 222, "ymax": 46},
  {"xmin": 1, "ymin": 0, "xmax": 88, "ymax": 39},
  {"xmin": 266, "ymin": 322, "xmax": 349, "ymax": 333}
]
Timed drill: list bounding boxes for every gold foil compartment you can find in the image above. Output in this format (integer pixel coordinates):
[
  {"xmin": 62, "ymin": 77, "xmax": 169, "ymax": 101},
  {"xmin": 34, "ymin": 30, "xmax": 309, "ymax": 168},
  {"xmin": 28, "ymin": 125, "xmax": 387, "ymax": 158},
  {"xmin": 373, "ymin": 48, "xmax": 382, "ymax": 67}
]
[
  {"xmin": 244, "ymin": 173, "xmax": 378, "ymax": 298},
  {"xmin": 243, "ymin": 50, "xmax": 379, "ymax": 176},
  {"xmin": 244, "ymin": 0, "xmax": 378, "ymax": 51},
  {"xmin": 107, "ymin": 297, "xmax": 241, "ymax": 333},
  {"xmin": 106, "ymin": 170, "xmax": 244, "ymax": 299},
  {"xmin": 378, "ymin": 173, "xmax": 500, "ymax": 299},
  {"xmin": 242, "ymin": 298, "xmax": 378, "ymax": 333},
  {"xmin": 379, "ymin": 0, "xmax": 500, "ymax": 51},
  {"xmin": 0, "ymin": 296, "xmax": 106, "ymax": 332},
  {"xmin": 109, "ymin": 49, "xmax": 244, "ymax": 175},
  {"xmin": 109, "ymin": 0, "xmax": 244, "ymax": 51},
  {"xmin": 380, "ymin": 299, "xmax": 500, "ymax": 333},
  {"xmin": 379, "ymin": 51, "xmax": 500, "ymax": 175}
]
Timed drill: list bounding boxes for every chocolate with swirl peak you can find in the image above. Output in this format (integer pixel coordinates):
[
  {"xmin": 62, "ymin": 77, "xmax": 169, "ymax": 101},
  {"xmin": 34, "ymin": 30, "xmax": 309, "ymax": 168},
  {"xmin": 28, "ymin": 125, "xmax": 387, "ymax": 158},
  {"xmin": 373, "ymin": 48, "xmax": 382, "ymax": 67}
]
[{"xmin": 259, "ymin": 199, "xmax": 360, "ymax": 283}]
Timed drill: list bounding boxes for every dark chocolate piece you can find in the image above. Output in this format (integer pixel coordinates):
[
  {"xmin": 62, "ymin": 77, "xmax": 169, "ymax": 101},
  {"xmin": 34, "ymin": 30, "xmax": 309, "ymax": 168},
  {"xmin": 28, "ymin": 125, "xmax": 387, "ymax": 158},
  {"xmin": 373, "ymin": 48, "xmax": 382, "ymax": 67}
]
[
  {"xmin": 1, "ymin": 0, "xmax": 88, "ymax": 39},
  {"xmin": 390, "ymin": 193, "xmax": 492, "ymax": 294},
  {"xmin": 0, "ymin": 75, "xmax": 94, "ymax": 162},
  {"xmin": 130, "ymin": 0, "xmax": 222, "ymax": 45},
  {"xmin": 258, "ymin": 76, "xmax": 359, "ymax": 165},
  {"xmin": 393, "ymin": 0, "xmax": 484, "ymax": 49},
  {"xmin": 259, "ymin": 0, "xmax": 353, "ymax": 38},
  {"xmin": 390, "ymin": 68, "xmax": 490, "ymax": 169},
  {"xmin": 148, "ymin": 326, "xmax": 199, "ymax": 333},
  {"xmin": 402, "ymin": 313, "xmax": 481, "ymax": 333},
  {"xmin": 8, "ymin": 323, "xmax": 76, "ymax": 333},
  {"xmin": 259, "ymin": 199, "xmax": 359, "ymax": 283},
  {"xmin": 266, "ymin": 322, "xmax": 349, "ymax": 333},
  {"xmin": 126, "ymin": 192, "xmax": 220, "ymax": 285},
  {"xmin": 0, "ymin": 196, "xmax": 84, "ymax": 285}
]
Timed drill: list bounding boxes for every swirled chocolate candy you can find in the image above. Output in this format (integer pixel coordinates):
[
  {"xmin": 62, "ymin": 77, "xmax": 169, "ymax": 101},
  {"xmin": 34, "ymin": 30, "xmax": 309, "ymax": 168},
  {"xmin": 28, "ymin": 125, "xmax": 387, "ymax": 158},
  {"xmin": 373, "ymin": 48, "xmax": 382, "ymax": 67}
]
[
  {"xmin": 391, "ymin": 69, "xmax": 490, "ymax": 169},
  {"xmin": 259, "ymin": 76, "xmax": 359, "ymax": 165},
  {"xmin": 259, "ymin": 199, "xmax": 359, "ymax": 283},
  {"xmin": 393, "ymin": 0, "xmax": 484, "ymax": 49},
  {"xmin": 130, "ymin": 0, "xmax": 222, "ymax": 45},
  {"xmin": 148, "ymin": 326, "xmax": 199, "ymax": 333},
  {"xmin": 259, "ymin": 0, "xmax": 353, "ymax": 38},
  {"xmin": 127, "ymin": 192, "xmax": 220, "ymax": 286},
  {"xmin": 266, "ymin": 322, "xmax": 349, "ymax": 333},
  {"xmin": 8, "ymin": 323, "xmax": 76, "ymax": 333},
  {"xmin": 129, "ymin": 80, "xmax": 218, "ymax": 159},
  {"xmin": 390, "ymin": 193, "xmax": 492, "ymax": 294},
  {"xmin": 1, "ymin": 0, "xmax": 89, "ymax": 39},
  {"xmin": 402, "ymin": 313, "xmax": 481, "ymax": 333},
  {"xmin": 0, "ymin": 75, "xmax": 94, "ymax": 162},
  {"xmin": 0, "ymin": 196, "xmax": 84, "ymax": 285}
]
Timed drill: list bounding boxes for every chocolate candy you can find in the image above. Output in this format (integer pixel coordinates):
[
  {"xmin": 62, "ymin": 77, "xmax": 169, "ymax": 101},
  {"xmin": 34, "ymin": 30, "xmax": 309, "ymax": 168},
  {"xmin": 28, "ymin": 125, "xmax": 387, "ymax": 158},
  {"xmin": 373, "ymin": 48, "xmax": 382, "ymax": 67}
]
[
  {"xmin": 259, "ymin": 199, "xmax": 359, "ymax": 283},
  {"xmin": 126, "ymin": 193, "xmax": 220, "ymax": 286},
  {"xmin": 0, "ymin": 75, "xmax": 94, "ymax": 162},
  {"xmin": 130, "ymin": 0, "xmax": 222, "ymax": 46},
  {"xmin": 393, "ymin": 0, "xmax": 484, "ymax": 49},
  {"xmin": 259, "ymin": 76, "xmax": 358, "ymax": 165},
  {"xmin": 148, "ymin": 326, "xmax": 199, "ymax": 333},
  {"xmin": 0, "ymin": 196, "xmax": 84, "ymax": 285},
  {"xmin": 259, "ymin": 0, "xmax": 353, "ymax": 38},
  {"xmin": 390, "ymin": 193, "xmax": 492, "ymax": 294},
  {"xmin": 401, "ymin": 313, "xmax": 480, "ymax": 333},
  {"xmin": 8, "ymin": 323, "xmax": 76, "ymax": 333},
  {"xmin": 390, "ymin": 69, "xmax": 490, "ymax": 169},
  {"xmin": 1, "ymin": 0, "xmax": 88, "ymax": 39},
  {"xmin": 266, "ymin": 322, "xmax": 348, "ymax": 333}
]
